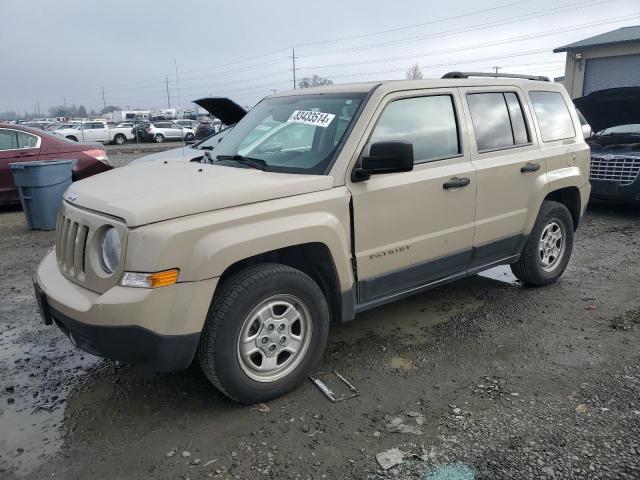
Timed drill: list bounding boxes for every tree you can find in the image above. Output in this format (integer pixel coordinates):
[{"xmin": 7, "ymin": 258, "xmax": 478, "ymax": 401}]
[
  {"xmin": 406, "ymin": 63, "xmax": 423, "ymax": 80},
  {"xmin": 77, "ymin": 105, "xmax": 87, "ymax": 118},
  {"xmin": 101, "ymin": 105, "xmax": 120, "ymax": 114},
  {"xmin": 298, "ymin": 75, "xmax": 334, "ymax": 89},
  {"xmin": 49, "ymin": 105, "xmax": 68, "ymax": 117}
]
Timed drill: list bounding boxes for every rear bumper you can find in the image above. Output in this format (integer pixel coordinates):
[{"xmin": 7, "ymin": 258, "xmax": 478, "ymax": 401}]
[{"xmin": 590, "ymin": 177, "xmax": 640, "ymax": 203}]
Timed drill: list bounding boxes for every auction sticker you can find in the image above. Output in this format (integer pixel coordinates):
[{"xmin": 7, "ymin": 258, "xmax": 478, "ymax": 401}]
[{"xmin": 287, "ymin": 110, "xmax": 335, "ymax": 128}]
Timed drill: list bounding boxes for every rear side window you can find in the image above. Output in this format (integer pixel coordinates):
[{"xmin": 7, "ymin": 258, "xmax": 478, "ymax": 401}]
[
  {"xmin": 17, "ymin": 131, "xmax": 38, "ymax": 148},
  {"xmin": 368, "ymin": 95, "xmax": 460, "ymax": 163},
  {"xmin": 529, "ymin": 91, "xmax": 576, "ymax": 142},
  {"xmin": 467, "ymin": 92, "xmax": 530, "ymax": 151}
]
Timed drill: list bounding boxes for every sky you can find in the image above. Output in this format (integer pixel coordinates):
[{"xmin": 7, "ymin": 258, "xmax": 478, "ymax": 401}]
[{"xmin": 0, "ymin": 0, "xmax": 639, "ymax": 116}]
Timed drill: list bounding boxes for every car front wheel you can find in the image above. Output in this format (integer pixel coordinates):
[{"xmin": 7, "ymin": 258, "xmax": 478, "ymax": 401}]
[
  {"xmin": 154, "ymin": 134, "xmax": 164, "ymax": 143},
  {"xmin": 511, "ymin": 200, "xmax": 574, "ymax": 286},
  {"xmin": 198, "ymin": 263, "xmax": 329, "ymax": 403}
]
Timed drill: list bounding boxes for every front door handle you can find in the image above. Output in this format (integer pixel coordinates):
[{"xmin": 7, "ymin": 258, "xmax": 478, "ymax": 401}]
[
  {"xmin": 443, "ymin": 177, "xmax": 471, "ymax": 189},
  {"xmin": 520, "ymin": 162, "xmax": 541, "ymax": 173}
]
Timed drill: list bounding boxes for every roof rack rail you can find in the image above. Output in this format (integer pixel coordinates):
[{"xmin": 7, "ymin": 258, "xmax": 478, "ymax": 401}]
[{"xmin": 442, "ymin": 71, "xmax": 550, "ymax": 82}]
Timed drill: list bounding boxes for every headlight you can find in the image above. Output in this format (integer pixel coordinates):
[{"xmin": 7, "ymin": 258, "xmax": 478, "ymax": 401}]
[{"xmin": 100, "ymin": 227, "xmax": 121, "ymax": 274}]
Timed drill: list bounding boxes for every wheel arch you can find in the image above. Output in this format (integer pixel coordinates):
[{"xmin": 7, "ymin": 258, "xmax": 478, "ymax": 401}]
[
  {"xmin": 216, "ymin": 243, "xmax": 343, "ymax": 324},
  {"xmin": 544, "ymin": 186, "xmax": 581, "ymax": 230}
]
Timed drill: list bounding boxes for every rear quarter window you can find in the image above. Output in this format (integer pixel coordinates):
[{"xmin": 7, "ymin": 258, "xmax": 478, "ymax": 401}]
[{"xmin": 529, "ymin": 91, "xmax": 576, "ymax": 142}]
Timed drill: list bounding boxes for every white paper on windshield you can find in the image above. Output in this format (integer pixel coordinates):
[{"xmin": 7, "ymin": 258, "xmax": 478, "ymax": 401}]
[{"xmin": 287, "ymin": 110, "xmax": 336, "ymax": 128}]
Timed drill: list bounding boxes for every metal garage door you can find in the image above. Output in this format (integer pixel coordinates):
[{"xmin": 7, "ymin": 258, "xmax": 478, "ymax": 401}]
[{"xmin": 583, "ymin": 54, "xmax": 640, "ymax": 95}]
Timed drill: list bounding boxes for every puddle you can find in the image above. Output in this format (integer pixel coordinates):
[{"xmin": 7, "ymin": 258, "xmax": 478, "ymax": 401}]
[
  {"xmin": 390, "ymin": 355, "xmax": 417, "ymax": 370},
  {"xmin": 332, "ymin": 284, "xmax": 483, "ymax": 345},
  {"xmin": 477, "ymin": 265, "xmax": 520, "ymax": 285},
  {"xmin": 0, "ymin": 319, "xmax": 98, "ymax": 476}
]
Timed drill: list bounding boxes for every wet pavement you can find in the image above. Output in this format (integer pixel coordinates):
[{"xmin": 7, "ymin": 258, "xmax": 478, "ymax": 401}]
[{"xmin": 0, "ymin": 202, "xmax": 639, "ymax": 479}]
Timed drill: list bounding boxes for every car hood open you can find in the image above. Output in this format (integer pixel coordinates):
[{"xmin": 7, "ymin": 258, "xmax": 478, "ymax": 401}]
[
  {"xmin": 193, "ymin": 97, "xmax": 247, "ymax": 125},
  {"xmin": 574, "ymin": 87, "xmax": 640, "ymax": 133},
  {"xmin": 66, "ymin": 161, "xmax": 333, "ymax": 227}
]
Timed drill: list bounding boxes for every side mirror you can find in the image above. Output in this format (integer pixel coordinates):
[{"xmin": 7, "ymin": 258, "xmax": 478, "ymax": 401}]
[{"xmin": 352, "ymin": 141, "xmax": 414, "ymax": 182}]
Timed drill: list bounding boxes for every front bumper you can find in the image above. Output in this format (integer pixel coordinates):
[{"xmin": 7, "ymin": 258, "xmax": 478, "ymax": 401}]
[
  {"xmin": 590, "ymin": 177, "xmax": 640, "ymax": 203},
  {"xmin": 35, "ymin": 250, "xmax": 218, "ymax": 371}
]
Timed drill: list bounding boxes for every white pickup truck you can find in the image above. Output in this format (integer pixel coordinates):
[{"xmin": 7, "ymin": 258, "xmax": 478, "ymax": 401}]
[{"xmin": 54, "ymin": 121, "xmax": 134, "ymax": 145}]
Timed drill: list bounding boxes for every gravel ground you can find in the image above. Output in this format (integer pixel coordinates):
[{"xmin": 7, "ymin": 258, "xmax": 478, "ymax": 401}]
[{"xmin": 0, "ymin": 202, "xmax": 639, "ymax": 480}]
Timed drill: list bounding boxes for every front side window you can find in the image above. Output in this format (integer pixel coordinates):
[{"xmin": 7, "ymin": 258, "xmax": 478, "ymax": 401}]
[
  {"xmin": 0, "ymin": 129, "xmax": 18, "ymax": 150},
  {"xmin": 368, "ymin": 95, "xmax": 460, "ymax": 163},
  {"xmin": 529, "ymin": 91, "xmax": 575, "ymax": 142},
  {"xmin": 213, "ymin": 93, "xmax": 365, "ymax": 174},
  {"xmin": 17, "ymin": 131, "xmax": 39, "ymax": 148},
  {"xmin": 467, "ymin": 92, "xmax": 530, "ymax": 151}
]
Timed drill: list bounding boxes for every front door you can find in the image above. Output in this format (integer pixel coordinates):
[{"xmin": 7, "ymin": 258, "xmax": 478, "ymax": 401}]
[{"xmin": 349, "ymin": 89, "xmax": 477, "ymax": 305}]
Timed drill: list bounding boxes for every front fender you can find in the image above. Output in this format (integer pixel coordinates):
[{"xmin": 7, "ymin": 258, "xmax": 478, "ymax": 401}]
[{"xmin": 125, "ymin": 188, "xmax": 354, "ymax": 290}]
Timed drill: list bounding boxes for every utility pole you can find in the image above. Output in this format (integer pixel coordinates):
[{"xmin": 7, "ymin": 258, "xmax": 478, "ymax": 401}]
[
  {"xmin": 292, "ymin": 46, "xmax": 297, "ymax": 90},
  {"xmin": 174, "ymin": 59, "xmax": 181, "ymax": 114},
  {"xmin": 101, "ymin": 87, "xmax": 106, "ymax": 110},
  {"xmin": 164, "ymin": 74, "xmax": 171, "ymax": 109},
  {"xmin": 493, "ymin": 66, "xmax": 501, "ymax": 75},
  {"xmin": 36, "ymin": 100, "xmax": 40, "ymax": 116},
  {"xmin": 63, "ymin": 96, "xmax": 67, "ymax": 117}
]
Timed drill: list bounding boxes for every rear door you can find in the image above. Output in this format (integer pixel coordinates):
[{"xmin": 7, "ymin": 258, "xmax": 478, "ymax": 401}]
[
  {"xmin": 458, "ymin": 87, "xmax": 545, "ymax": 267},
  {"xmin": 0, "ymin": 128, "xmax": 40, "ymax": 203},
  {"xmin": 93, "ymin": 123, "xmax": 109, "ymax": 143}
]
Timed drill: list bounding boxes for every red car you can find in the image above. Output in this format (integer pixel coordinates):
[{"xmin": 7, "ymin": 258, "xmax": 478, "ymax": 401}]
[{"xmin": 0, "ymin": 123, "xmax": 113, "ymax": 205}]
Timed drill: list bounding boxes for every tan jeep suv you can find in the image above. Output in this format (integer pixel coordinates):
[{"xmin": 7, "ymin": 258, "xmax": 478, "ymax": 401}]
[{"xmin": 34, "ymin": 72, "xmax": 591, "ymax": 403}]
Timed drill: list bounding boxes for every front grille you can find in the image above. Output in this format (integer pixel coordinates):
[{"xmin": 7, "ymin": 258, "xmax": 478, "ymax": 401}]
[
  {"xmin": 590, "ymin": 155, "xmax": 640, "ymax": 186},
  {"xmin": 55, "ymin": 214, "xmax": 90, "ymax": 281}
]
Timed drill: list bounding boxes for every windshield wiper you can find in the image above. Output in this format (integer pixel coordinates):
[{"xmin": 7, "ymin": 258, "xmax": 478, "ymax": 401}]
[{"xmin": 215, "ymin": 154, "xmax": 267, "ymax": 170}]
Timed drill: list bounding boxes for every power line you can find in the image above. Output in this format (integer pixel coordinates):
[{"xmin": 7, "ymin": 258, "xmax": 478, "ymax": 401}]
[
  {"xmin": 297, "ymin": 0, "xmax": 618, "ymax": 58},
  {"xmin": 298, "ymin": 12, "xmax": 640, "ymax": 71},
  {"xmin": 293, "ymin": 0, "xmax": 529, "ymax": 48}
]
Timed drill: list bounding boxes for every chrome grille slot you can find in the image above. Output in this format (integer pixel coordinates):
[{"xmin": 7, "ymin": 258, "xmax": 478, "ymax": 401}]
[
  {"xmin": 55, "ymin": 213, "xmax": 91, "ymax": 280},
  {"xmin": 65, "ymin": 222, "xmax": 78, "ymax": 273},
  {"xmin": 590, "ymin": 156, "xmax": 640, "ymax": 186}
]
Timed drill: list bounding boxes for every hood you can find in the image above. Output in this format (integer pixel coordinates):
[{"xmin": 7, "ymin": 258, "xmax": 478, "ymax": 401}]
[
  {"xmin": 66, "ymin": 161, "xmax": 333, "ymax": 227},
  {"xmin": 194, "ymin": 97, "xmax": 246, "ymax": 125},
  {"xmin": 574, "ymin": 87, "xmax": 640, "ymax": 133}
]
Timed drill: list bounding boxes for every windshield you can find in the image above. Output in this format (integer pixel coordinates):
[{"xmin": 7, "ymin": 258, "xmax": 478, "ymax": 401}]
[
  {"xmin": 599, "ymin": 124, "xmax": 640, "ymax": 135},
  {"xmin": 213, "ymin": 93, "xmax": 365, "ymax": 174}
]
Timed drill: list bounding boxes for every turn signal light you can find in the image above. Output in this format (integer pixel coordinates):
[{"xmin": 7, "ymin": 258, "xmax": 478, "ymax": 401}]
[{"xmin": 121, "ymin": 269, "xmax": 179, "ymax": 288}]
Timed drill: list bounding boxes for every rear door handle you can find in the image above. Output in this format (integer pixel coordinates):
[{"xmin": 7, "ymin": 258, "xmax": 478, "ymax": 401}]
[
  {"xmin": 520, "ymin": 162, "xmax": 541, "ymax": 173},
  {"xmin": 443, "ymin": 177, "xmax": 471, "ymax": 189}
]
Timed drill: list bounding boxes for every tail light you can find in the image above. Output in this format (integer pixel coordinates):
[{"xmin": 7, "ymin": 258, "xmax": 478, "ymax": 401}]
[{"xmin": 83, "ymin": 149, "xmax": 112, "ymax": 166}]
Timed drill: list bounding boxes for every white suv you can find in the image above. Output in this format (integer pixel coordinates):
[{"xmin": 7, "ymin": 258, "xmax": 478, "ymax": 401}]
[{"xmin": 144, "ymin": 121, "xmax": 195, "ymax": 143}]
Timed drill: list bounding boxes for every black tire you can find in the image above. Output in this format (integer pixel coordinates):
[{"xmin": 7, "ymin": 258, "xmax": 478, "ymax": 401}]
[
  {"xmin": 114, "ymin": 134, "xmax": 126, "ymax": 145},
  {"xmin": 511, "ymin": 200, "xmax": 574, "ymax": 286},
  {"xmin": 66, "ymin": 135, "xmax": 78, "ymax": 142},
  {"xmin": 154, "ymin": 134, "xmax": 164, "ymax": 143},
  {"xmin": 185, "ymin": 132, "xmax": 195, "ymax": 141},
  {"xmin": 198, "ymin": 263, "xmax": 329, "ymax": 403}
]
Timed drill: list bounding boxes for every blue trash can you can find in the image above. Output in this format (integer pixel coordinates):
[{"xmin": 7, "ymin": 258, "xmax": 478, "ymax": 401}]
[{"xmin": 10, "ymin": 160, "xmax": 74, "ymax": 230}]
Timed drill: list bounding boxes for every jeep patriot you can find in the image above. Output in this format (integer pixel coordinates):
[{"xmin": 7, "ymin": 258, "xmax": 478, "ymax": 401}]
[{"xmin": 35, "ymin": 73, "xmax": 591, "ymax": 403}]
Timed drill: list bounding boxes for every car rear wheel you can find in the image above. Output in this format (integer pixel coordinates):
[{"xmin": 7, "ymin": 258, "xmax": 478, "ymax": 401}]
[
  {"xmin": 113, "ymin": 134, "xmax": 126, "ymax": 145},
  {"xmin": 198, "ymin": 263, "xmax": 329, "ymax": 403},
  {"xmin": 511, "ymin": 200, "xmax": 574, "ymax": 286},
  {"xmin": 154, "ymin": 134, "xmax": 164, "ymax": 143}
]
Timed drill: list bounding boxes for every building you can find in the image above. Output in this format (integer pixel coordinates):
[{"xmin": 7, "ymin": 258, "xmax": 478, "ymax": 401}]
[{"xmin": 554, "ymin": 25, "xmax": 640, "ymax": 98}]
